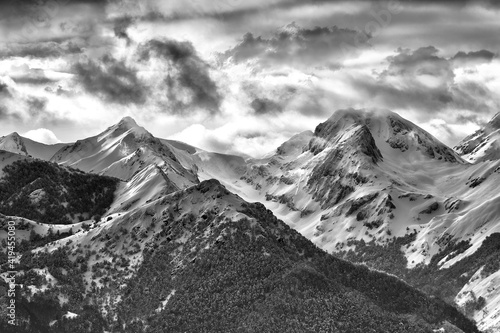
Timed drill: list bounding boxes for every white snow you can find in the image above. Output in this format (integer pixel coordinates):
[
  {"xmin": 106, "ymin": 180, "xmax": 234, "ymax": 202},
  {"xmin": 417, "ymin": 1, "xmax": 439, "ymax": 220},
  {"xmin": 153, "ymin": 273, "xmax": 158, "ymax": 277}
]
[
  {"xmin": 0, "ymin": 132, "xmax": 68, "ymax": 160},
  {"xmin": 63, "ymin": 311, "xmax": 79, "ymax": 319},
  {"xmin": 456, "ymin": 267, "xmax": 500, "ymax": 332},
  {"xmin": 5, "ymin": 111, "xmax": 500, "ymax": 331},
  {"xmin": 155, "ymin": 289, "xmax": 176, "ymax": 313}
]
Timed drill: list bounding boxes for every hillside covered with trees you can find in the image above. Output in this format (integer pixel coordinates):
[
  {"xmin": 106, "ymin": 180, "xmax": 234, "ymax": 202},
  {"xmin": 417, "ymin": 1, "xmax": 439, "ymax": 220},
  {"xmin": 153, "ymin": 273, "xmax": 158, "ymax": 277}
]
[
  {"xmin": 1, "ymin": 180, "xmax": 478, "ymax": 333},
  {"xmin": 0, "ymin": 159, "xmax": 119, "ymax": 224}
]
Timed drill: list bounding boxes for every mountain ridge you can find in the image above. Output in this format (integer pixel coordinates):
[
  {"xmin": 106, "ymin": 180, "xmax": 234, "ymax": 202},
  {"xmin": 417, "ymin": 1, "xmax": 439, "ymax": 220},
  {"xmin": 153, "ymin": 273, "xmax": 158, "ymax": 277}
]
[
  {"xmin": 0, "ymin": 132, "xmax": 68, "ymax": 161},
  {"xmin": 455, "ymin": 112, "xmax": 500, "ymax": 163},
  {"xmin": 2, "ymin": 109, "xmax": 500, "ymax": 331},
  {"xmin": 0, "ymin": 179, "xmax": 479, "ymax": 332}
]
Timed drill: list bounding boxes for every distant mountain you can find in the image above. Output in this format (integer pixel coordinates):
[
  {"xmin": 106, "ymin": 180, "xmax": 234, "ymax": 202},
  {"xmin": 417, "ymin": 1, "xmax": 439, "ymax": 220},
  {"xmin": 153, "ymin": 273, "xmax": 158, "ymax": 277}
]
[
  {"xmin": 162, "ymin": 137, "xmax": 248, "ymax": 184},
  {"xmin": 51, "ymin": 117, "xmax": 199, "ymax": 187},
  {"xmin": 176, "ymin": 108, "xmax": 500, "ymax": 331},
  {"xmin": 455, "ymin": 113, "xmax": 500, "ymax": 163},
  {"xmin": 0, "ymin": 180, "xmax": 477, "ymax": 333},
  {"xmin": 0, "ymin": 132, "xmax": 68, "ymax": 161},
  {"xmin": 2, "ymin": 110, "xmax": 500, "ymax": 331},
  {"xmin": 218, "ymin": 108, "xmax": 467, "ymax": 252},
  {"xmin": 311, "ymin": 108, "xmax": 462, "ymax": 163}
]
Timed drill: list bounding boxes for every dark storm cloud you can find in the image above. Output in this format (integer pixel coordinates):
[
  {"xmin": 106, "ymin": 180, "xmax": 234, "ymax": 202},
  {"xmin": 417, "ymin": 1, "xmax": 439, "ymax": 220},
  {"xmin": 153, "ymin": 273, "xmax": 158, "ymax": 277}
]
[
  {"xmin": 0, "ymin": 82, "xmax": 11, "ymax": 97},
  {"xmin": 26, "ymin": 95, "xmax": 48, "ymax": 117},
  {"xmin": 455, "ymin": 113, "xmax": 486, "ymax": 126},
  {"xmin": 137, "ymin": 39, "xmax": 222, "ymax": 113},
  {"xmin": 449, "ymin": 81, "xmax": 498, "ymax": 115},
  {"xmin": 219, "ymin": 22, "xmax": 371, "ymax": 68},
  {"xmin": 377, "ymin": 46, "xmax": 454, "ymax": 109},
  {"xmin": 250, "ymin": 98, "xmax": 283, "ymax": 115},
  {"xmin": 349, "ymin": 76, "xmax": 450, "ymax": 111},
  {"xmin": 0, "ymin": 80, "xmax": 20, "ymax": 121},
  {"xmin": 452, "ymin": 50, "xmax": 496, "ymax": 66},
  {"xmin": 382, "ymin": 46, "xmax": 452, "ymax": 78},
  {"xmin": 0, "ymin": 41, "xmax": 82, "ymax": 59},
  {"xmin": 113, "ymin": 15, "xmax": 135, "ymax": 44},
  {"xmin": 72, "ymin": 55, "xmax": 147, "ymax": 105}
]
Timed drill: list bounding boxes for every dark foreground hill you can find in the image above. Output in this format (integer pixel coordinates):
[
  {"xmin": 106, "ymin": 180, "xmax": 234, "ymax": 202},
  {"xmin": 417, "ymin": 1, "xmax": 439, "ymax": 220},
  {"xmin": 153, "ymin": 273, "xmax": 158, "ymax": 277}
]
[
  {"xmin": 0, "ymin": 180, "xmax": 477, "ymax": 333},
  {"xmin": 0, "ymin": 157, "xmax": 119, "ymax": 224}
]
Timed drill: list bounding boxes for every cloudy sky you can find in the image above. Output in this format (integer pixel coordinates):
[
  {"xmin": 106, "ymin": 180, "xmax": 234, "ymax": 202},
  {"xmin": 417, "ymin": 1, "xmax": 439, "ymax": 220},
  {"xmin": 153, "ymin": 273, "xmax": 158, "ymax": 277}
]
[{"xmin": 0, "ymin": 0, "xmax": 499, "ymax": 156}]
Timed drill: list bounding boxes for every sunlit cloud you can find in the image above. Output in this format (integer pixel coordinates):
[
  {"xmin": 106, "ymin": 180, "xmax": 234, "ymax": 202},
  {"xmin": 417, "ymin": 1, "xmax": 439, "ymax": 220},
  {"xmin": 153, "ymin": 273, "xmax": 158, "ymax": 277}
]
[{"xmin": 0, "ymin": 0, "xmax": 499, "ymax": 156}]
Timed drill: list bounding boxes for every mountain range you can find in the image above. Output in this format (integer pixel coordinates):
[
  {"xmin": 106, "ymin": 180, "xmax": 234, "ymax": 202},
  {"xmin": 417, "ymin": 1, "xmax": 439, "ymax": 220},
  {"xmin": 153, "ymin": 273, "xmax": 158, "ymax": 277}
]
[{"xmin": 1, "ymin": 108, "xmax": 500, "ymax": 332}]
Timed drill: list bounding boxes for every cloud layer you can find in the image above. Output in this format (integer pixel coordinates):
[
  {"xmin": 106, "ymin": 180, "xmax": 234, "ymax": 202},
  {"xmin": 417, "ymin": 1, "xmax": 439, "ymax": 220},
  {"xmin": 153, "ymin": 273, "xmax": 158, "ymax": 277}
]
[
  {"xmin": 219, "ymin": 22, "xmax": 371, "ymax": 69},
  {"xmin": 138, "ymin": 39, "xmax": 222, "ymax": 113},
  {"xmin": 0, "ymin": 0, "xmax": 499, "ymax": 156},
  {"xmin": 72, "ymin": 55, "xmax": 147, "ymax": 105}
]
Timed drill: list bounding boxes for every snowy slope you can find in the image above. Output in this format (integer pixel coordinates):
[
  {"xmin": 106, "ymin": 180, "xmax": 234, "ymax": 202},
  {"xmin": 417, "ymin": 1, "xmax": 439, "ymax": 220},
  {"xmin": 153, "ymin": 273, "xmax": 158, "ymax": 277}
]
[
  {"xmin": 0, "ymin": 132, "xmax": 28, "ymax": 156},
  {"xmin": 456, "ymin": 266, "xmax": 500, "ymax": 333},
  {"xmin": 0, "ymin": 132, "xmax": 68, "ymax": 160},
  {"xmin": 221, "ymin": 109, "xmax": 500, "ymax": 271},
  {"xmin": 7, "ymin": 180, "xmax": 269, "ymax": 321},
  {"xmin": 163, "ymin": 108, "xmax": 499, "ymax": 330},
  {"xmin": 51, "ymin": 117, "xmax": 199, "ymax": 189},
  {"xmin": 162, "ymin": 138, "xmax": 248, "ymax": 183},
  {"xmin": 4, "ymin": 110, "xmax": 500, "ymax": 331},
  {"xmin": 208, "ymin": 108, "xmax": 467, "ymax": 254},
  {"xmin": 455, "ymin": 113, "xmax": 500, "ymax": 163},
  {"xmin": 4, "ymin": 179, "xmax": 478, "ymax": 333}
]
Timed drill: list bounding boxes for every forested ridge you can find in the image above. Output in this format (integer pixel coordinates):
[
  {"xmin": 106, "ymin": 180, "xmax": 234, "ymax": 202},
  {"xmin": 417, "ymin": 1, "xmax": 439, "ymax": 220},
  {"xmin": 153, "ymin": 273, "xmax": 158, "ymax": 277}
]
[
  {"xmin": 0, "ymin": 159, "xmax": 119, "ymax": 224},
  {"xmin": 116, "ymin": 196, "xmax": 477, "ymax": 333},
  {"xmin": 0, "ymin": 180, "xmax": 479, "ymax": 333},
  {"xmin": 340, "ymin": 233, "xmax": 500, "ymax": 319}
]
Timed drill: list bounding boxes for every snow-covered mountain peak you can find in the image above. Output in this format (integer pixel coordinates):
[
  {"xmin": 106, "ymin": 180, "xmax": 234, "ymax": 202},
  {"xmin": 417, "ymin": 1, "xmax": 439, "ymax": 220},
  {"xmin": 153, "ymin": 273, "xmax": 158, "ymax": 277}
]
[
  {"xmin": 0, "ymin": 131, "xmax": 29, "ymax": 156},
  {"xmin": 317, "ymin": 108, "xmax": 415, "ymax": 145},
  {"xmin": 310, "ymin": 108, "xmax": 381, "ymax": 154},
  {"xmin": 275, "ymin": 130, "xmax": 313, "ymax": 157},
  {"xmin": 51, "ymin": 118, "xmax": 199, "ymax": 185},
  {"xmin": 117, "ymin": 116, "xmax": 139, "ymax": 129},
  {"xmin": 0, "ymin": 132, "xmax": 68, "ymax": 160},
  {"xmin": 102, "ymin": 116, "xmax": 150, "ymax": 140},
  {"xmin": 455, "ymin": 112, "xmax": 500, "ymax": 163},
  {"xmin": 316, "ymin": 108, "xmax": 462, "ymax": 163},
  {"xmin": 486, "ymin": 112, "xmax": 500, "ymax": 130}
]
